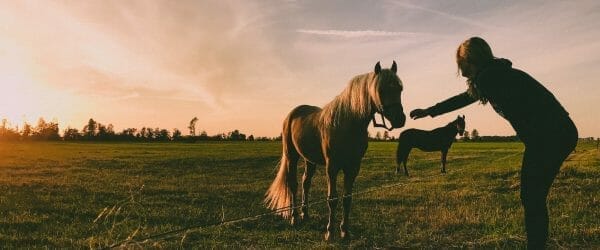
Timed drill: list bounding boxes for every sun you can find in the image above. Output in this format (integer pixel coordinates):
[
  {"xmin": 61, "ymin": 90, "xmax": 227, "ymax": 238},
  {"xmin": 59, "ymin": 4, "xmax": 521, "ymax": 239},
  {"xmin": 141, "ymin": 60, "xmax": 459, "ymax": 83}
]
[{"xmin": 0, "ymin": 68, "xmax": 43, "ymax": 126}]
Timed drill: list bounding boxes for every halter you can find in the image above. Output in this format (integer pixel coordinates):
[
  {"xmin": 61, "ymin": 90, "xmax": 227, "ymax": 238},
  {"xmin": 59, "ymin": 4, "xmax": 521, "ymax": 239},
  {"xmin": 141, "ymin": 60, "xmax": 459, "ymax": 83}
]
[
  {"xmin": 372, "ymin": 113, "xmax": 393, "ymax": 131},
  {"xmin": 371, "ymin": 103, "xmax": 397, "ymax": 131}
]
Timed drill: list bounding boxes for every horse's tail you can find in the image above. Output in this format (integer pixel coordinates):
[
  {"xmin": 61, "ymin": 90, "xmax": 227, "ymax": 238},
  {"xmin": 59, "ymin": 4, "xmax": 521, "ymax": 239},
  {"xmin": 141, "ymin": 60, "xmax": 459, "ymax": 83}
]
[
  {"xmin": 264, "ymin": 153, "xmax": 296, "ymax": 218},
  {"xmin": 264, "ymin": 112, "xmax": 298, "ymax": 219}
]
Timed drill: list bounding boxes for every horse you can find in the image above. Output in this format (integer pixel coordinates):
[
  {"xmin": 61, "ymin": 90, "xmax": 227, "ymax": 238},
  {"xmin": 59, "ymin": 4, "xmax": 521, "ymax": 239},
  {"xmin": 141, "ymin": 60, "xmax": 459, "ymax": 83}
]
[
  {"xmin": 396, "ymin": 115, "xmax": 465, "ymax": 176},
  {"xmin": 264, "ymin": 61, "xmax": 406, "ymax": 241}
]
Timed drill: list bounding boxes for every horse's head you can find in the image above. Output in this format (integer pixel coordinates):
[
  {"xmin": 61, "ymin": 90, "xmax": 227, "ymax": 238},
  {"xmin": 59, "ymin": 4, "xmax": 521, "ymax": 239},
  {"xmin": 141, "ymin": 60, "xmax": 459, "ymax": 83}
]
[
  {"xmin": 371, "ymin": 61, "xmax": 406, "ymax": 129},
  {"xmin": 455, "ymin": 115, "xmax": 466, "ymax": 136}
]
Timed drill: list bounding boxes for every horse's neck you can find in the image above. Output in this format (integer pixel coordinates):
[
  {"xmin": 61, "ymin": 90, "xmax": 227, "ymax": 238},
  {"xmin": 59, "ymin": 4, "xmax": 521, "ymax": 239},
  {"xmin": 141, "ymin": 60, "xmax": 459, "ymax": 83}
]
[
  {"xmin": 319, "ymin": 78, "xmax": 374, "ymax": 132},
  {"xmin": 321, "ymin": 110, "xmax": 373, "ymax": 132},
  {"xmin": 443, "ymin": 122, "xmax": 458, "ymax": 136}
]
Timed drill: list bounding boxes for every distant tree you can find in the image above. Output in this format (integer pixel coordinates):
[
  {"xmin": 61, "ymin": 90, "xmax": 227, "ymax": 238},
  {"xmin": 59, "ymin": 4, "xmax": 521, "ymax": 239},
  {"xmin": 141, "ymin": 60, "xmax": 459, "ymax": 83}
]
[
  {"xmin": 214, "ymin": 133, "xmax": 227, "ymax": 140},
  {"xmin": 146, "ymin": 127, "xmax": 155, "ymax": 140},
  {"xmin": 471, "ymin": 129, "xmax": 480, "ymax": 141},
  {"xmin": 172, "ymin": 128, "xmax": 182, "ymax": 141},
  {"xmin": 21, "ymin": 122, "xmax": 32, "ymax": 139},
  {"xmin": 0, "ymin": 119, "xmax": 8, "ymax": 139},
  {"xmin": 32, "ymin": 118, "xmax": 59, "ymax": 141},
  {"xmin": 34, "ymin": 118, "xmax": 47, "ymax": 139},
  {"xmin": 106, "ymin": 124, "xmax": 115, "ymax": 139},
  {"xmin": 97, "ymin": 123, "xmax": 108, "ymax": 139},
  {"xmin": 198, "ymin": 130, "xmax": 208, "ymax": 140},
  {"xmin": 46, "ymin": 121, "xmax": 60, "ymax": 141},
  {"xmin": 83, "ymin": 118, "xmax": 97, "ymax": 139},
  {"xmin": 64, "ymin": 127, "xmax": 81, "ymax": 141},
  {"xmin": 188, "ymin": 117, "xmax": 198, "ymax": 136},
  {"xmin": 462, "ymin": 130, "xmax": 470, "ymax": 142},
  {"xmin": 228, "ymin": 129, "xmax": 246, "ymax": 141},
  {"xmin": 248, "ymin": 134, "xmax": 254, "ymax": 141},
  {"xmin": 119, "ymin": 128, "xmax": 137, "ymax": 141},
  {"xmin": 0, "ymin": 119, "xmax": 19, "ymax": 141},
  {"xmin": 153, "ymin": 128, "xmax": 161, "ymax": 139},
  {"xmin": 139, "ymin": 127, "xmax": 147, "ymax": 139},
  {"xmin": 157, "ymin": 129, "xmax": 170, "ymax": 141}
]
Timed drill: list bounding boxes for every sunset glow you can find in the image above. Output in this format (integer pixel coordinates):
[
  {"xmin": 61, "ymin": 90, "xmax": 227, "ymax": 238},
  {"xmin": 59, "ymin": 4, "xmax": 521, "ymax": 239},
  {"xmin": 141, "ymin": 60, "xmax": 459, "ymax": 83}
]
[{"xmin": 0, "ymin": 1, "xmax": 599, "ymax": 137}]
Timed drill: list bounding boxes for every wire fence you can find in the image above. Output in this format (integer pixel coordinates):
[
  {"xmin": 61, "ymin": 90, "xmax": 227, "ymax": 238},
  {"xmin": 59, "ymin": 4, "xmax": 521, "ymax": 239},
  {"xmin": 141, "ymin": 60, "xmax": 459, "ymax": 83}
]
[
  {"xmin": 102, "ymin": 166, "xmax": 469, "ymax": 249},
  {"xmin": 101, "ymin": 148, "xmax": 596, "ymax": 249}
]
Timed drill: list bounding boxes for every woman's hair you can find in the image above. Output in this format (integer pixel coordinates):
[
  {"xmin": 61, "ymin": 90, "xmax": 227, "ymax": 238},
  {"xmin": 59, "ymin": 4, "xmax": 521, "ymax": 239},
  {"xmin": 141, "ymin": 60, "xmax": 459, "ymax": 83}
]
[{"xmin": 456, "ymin": 37, "xmax": 494, "ymax": 104}]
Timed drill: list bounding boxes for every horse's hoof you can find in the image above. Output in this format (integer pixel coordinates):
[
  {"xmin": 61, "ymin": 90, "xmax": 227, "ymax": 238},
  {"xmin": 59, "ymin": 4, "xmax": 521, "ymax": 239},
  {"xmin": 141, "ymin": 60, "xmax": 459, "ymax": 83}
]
[
  {"xmin": 300, "ymin": 213, "xmax": 310, "ymax": 221},
  {"xmin": 324, "ymin": 231, "xmax": 333, "ymax": 241},
  {"xmin": 290, "ymin": 216, "xmax": 299, "ymax": 226},
  {"xmin": 340, "ymin": 230, "xmax": 350, "ymax": 240}
]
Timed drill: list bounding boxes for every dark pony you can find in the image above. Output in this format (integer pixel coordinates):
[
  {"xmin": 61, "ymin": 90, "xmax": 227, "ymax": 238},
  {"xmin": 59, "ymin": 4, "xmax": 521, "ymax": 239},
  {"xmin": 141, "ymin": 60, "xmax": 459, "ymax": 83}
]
[
  {"xmin": 265, "ymin": 62, "xmax": 406, "ymax": 240},
  {"xmin": 396, "ymin": 115, "xmax": 465, "ymax": 176}
]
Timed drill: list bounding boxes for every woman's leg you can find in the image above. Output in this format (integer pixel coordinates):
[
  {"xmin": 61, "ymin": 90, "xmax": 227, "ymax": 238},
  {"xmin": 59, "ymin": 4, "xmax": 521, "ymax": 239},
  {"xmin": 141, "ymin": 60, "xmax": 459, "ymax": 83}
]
[
  {"xmin": 520, "ymin": 130, "xmax": 577, "ymax": 249},
  {"xmin": 520, "ymin": 148, "xmax": 557, "ymax": 249}
]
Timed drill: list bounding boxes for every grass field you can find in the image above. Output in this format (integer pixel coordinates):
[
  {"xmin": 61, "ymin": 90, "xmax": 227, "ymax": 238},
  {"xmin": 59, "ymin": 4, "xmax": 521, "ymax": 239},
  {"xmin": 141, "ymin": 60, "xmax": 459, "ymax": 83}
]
[{"xmin": 0, "ymin": 141, "xmax": 598, "ymax": 248}]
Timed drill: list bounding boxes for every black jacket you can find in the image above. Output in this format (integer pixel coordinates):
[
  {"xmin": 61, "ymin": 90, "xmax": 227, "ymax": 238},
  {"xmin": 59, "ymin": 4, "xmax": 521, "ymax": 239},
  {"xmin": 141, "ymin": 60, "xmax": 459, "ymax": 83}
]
[{"xmin": 427, "ymin": 58, "xmax": 572, "ymax": 144}]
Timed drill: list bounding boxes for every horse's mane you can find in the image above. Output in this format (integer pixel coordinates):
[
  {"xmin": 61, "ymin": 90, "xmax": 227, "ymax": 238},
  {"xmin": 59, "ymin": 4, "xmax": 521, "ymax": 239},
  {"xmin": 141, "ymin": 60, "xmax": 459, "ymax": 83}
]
[{"xmin": 319, "ymin": 72, "xmax": 383, "ymax": 129}]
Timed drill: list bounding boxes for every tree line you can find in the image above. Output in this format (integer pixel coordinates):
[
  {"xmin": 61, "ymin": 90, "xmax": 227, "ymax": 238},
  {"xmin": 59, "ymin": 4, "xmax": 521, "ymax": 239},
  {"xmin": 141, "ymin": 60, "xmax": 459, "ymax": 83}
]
[
  {"xmin": 0, "ymin": 116, "xmax": 526, "ymax": 143},
  {"xmin": 368, "ymin": 128, "xmax": 520, "ymax": 142},
  {"xmin": 0, "ymin": 117, "xmax": 279, "ymax": 142}
]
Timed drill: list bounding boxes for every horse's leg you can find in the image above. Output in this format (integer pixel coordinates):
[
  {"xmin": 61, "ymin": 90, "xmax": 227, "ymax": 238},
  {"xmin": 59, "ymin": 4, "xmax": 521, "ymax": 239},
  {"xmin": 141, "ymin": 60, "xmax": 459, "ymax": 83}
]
[
  {"xmin": 396, "ymin": 145, "xmax": 410, "ymax": 176},
  {"xmin": 403, "ymin": 158, "xmax": 409, "ymax": 176},
  {"xmin": 340, "ymin": 164, "xmax": 359, "ymax": 239},
  {"xmin": 301, "ymin": 160, "xmax": 316, "ymax": 221},
  {"xmin": 441, "ymin": 149, "xmax": 448, "ymax": 173},
  {"xmin": 324, "ymin": 163, "xmax": 339, "ymax": 241},
  {"xmin": 402, "ymin": 148, "xmax": 411, "ymax": 176},
  {"xmin": 288, "ymin": 155, "xmax": 300, "ymax": 225}
]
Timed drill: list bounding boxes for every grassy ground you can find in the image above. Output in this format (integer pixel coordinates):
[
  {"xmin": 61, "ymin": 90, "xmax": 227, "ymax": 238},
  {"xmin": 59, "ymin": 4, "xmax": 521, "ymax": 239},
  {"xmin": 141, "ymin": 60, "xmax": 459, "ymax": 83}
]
[{"xmin": 0, "ymin": 141, "xmax": 598, "ymax": 248}]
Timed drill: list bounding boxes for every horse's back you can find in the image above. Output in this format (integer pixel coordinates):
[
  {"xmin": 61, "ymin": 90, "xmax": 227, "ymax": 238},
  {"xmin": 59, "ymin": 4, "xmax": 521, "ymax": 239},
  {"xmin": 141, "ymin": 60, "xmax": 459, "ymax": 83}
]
[
  {"xmin": 287, "ymin": 105, "xmax": 321, "ymax": 120},
  {"xmin": 398, "ymin": 128, "xmax": 445, "ymax": 152}
]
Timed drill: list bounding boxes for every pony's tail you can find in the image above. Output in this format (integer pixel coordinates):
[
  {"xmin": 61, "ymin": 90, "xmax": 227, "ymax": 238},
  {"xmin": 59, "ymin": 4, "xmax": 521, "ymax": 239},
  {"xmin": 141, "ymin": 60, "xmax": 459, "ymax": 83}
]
[
  {"xmin": 264, "ymin": 153, "xmax": 296, "ymax": 219},
  {"xmin": 264, "ymin": 113, "xmax": 297, "ymax": 219}
]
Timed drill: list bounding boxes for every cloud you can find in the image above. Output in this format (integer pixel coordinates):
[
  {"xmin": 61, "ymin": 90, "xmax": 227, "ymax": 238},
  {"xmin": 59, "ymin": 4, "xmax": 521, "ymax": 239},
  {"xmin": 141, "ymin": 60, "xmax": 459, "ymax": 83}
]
[
  {"xmin": 296, "ymin": 29, "xmax": 422, "ymax": 38},
  {"xmin": 385, "ymin": 1, "xmax": 492, "ymax": 30}
]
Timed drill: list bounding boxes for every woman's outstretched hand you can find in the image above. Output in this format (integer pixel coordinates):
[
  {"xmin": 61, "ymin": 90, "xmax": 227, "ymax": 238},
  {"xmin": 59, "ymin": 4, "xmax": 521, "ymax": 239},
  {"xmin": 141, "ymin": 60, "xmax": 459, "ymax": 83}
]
[{"xmin": 410, "ymin": 108, "xmax": 430, "ymax": 119}]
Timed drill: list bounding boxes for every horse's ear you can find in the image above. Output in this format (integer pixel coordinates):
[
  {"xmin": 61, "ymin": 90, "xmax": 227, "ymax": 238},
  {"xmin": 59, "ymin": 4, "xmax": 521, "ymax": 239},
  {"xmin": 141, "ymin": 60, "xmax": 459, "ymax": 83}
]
[
  {"xmin": 462, "ymin": 115, "xmax": 466, "ymax": 119},
  {"xmin": 391, "ymin": 61, "xmax": 397, "ymax": 73},
  {"xmin": 374, "ymin": 61, "xmax": 381, "ymax": 74}
]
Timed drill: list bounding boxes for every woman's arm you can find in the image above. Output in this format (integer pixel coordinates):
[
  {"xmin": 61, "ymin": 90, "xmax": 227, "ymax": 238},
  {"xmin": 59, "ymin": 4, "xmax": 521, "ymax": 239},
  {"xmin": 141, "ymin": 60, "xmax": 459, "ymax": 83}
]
[{"xmin": 411, "ymin": 91, "xmax": 476, "ymax": 119}]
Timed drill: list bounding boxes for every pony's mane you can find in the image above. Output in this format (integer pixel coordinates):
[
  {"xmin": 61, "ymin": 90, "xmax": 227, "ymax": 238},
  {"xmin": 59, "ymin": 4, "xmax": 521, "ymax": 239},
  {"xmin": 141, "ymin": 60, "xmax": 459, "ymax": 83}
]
[{"xmin": 320, "ymin": 72, "xmax": 381, "ymax": 129}]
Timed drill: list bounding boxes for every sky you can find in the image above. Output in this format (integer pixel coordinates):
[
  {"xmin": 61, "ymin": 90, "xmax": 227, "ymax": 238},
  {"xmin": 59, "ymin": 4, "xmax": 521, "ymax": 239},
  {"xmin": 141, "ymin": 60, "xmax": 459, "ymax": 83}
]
[{"xmin": 0, "ymin": 0, "xmax": 599, "ymax": 138}]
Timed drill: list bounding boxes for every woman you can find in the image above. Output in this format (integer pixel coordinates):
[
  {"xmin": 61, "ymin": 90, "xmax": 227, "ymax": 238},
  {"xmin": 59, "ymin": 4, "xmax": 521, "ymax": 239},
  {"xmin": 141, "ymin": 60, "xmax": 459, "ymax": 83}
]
[{"xmin": 410, "ymin": 37, "xmax": 578, "ymax": 249}]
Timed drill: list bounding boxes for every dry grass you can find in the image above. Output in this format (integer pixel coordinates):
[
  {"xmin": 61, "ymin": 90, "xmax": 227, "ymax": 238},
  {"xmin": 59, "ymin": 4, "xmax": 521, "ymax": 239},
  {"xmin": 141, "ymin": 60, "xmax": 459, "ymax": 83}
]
[{"xmin": 0, "ymin": 141, "xmax": 598, "ymax": 248}]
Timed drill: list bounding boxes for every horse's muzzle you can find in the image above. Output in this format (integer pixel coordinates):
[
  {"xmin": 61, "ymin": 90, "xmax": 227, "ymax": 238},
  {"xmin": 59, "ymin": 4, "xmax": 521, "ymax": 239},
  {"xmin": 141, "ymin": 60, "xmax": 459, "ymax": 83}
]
[{"xmin": 383, "ymin": 105, "xmax": 406, "ymax": 129}]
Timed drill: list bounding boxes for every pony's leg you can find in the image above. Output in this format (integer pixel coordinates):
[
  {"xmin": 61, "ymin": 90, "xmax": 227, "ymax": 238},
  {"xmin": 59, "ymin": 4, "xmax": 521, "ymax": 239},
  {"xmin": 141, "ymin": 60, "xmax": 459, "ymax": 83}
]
[
  {"xmin": 324, "ymin": 164, "xmax": 339, "ymax": 241},
  {"xmin": 340, "ymin": 164, "xmax": 359, "ymax": 239},
  {"xmin": 441, "ymin": 149, "xmax": 448, "ymax": 173},
  {"xmin": 288, "ymin": 155, "xmax": 300, "ymax": 226},
  {"xmin": 300, "ymin": 160, "xmax": 317, "ymax": 221},
  {"xmin": 396, "ymin": 146, "xmax": 410, "ymax": 175}
]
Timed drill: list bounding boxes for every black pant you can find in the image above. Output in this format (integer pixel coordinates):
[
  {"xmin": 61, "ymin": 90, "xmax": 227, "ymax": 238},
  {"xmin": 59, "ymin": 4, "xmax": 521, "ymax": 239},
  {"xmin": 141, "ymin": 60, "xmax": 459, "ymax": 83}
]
[{"xmin": 520, "ymin": 117, "xmax": 578, "ymax": 249}]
